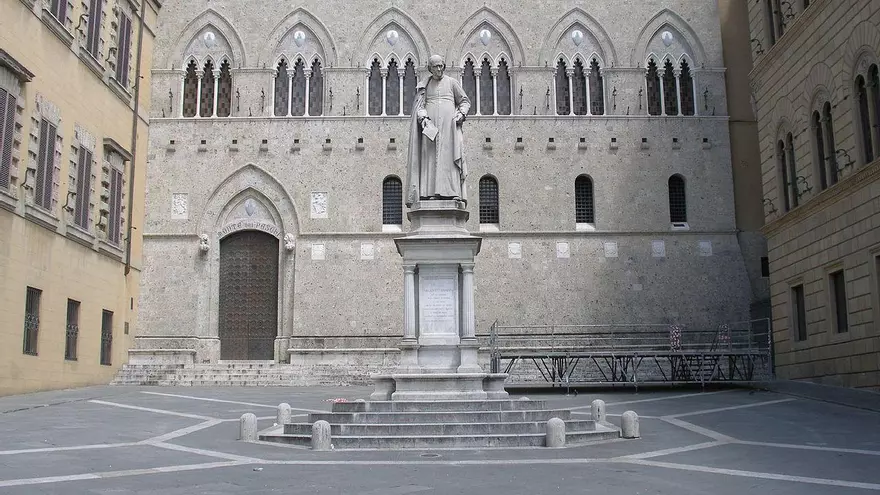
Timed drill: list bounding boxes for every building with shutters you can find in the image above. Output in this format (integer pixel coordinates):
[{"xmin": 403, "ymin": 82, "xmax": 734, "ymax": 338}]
[
  {"xmin": 0, "ymin": 0, "xmax": 161, "ymax": 395},
  {"xmin": 120, "ymin": 0, "xmax": 768, "ymax": 383},
  {"xmin": 748, "ymin": 0, "xmax": 880, "ymax": 390}
]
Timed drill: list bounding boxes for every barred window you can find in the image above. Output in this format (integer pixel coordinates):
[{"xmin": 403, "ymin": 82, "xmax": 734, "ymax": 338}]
[
  {"xmin": 199, "ymin": 60, "xmax": 215, "ymax": 117},
  {"xmin": 575, "ymin": 175, "xmax": 594, "ymax": 224},
  {"xmin": 646, "ymin": 59, "xmax": 661, "ymax": 116},
  {"xmin": 216, "ymin": 60, "xmax": 233, "ymax": 117},
  {"xmin": 74, "ymin": 147, "xmax": 92, "ymax": 230},
  {"xmin": 555, "ymin": 58, "xmax": 570, "ymax": 115},
  {"xmin": 589, "ymin": 58, "xmax": 604, "ymax": 115},
  {"xmin": 34, "ymin": 119, "xmax": 57, "ymax": 211},
  {"xmin": 308, "ymin": 59, "xmax": 323, "ymax": 116},
  {"xmin": 182, "ymin": 60, "xmax": 199, "ymax": 118},
  {"xmin": 100, "ymin": 309, "xmax": 113, "ymax": 366},
  {"xmin": 382, "ymin": 176, "xmax": 403, "ymax": 225},
  {"xmin": 385, "ymin": 59, "xmax": 400, "ymax": 116},
  {"xmin": 479, "ymin": 58, "xmax": 494, "ymax": 116},
  {"xmin": 0, "ymin": 87, "xmax": 16, "ymax": 190},
  {"xmin": 679, "ymin": 60, "xmax": 695, "ymax": 116},
  {"xmin": 85, "ymin": 0, "xmax": 102, "ymax": 59},
  {"xmin": 461, "ymin": 59, "xmax": 477, "ymax": 115},
  {"xmin": 368, "ymin": 58, "xmax": 382, "ymax": 116},
  {"xmin": 496, "ymin": 59, "xmax": 512, "ymax": 115},
  {"xmin": 402, "ymin": 59, "xmax": 417, "ymax": 115},
  {"xmin": 23, "ymin": 286, "xmax": 41, "ymax": 356},
  {"xmin": 479, "ymin": 176, "xmax": 499, "ymax": 224},
  {"xmin": 65, "ymin": 299, "xmax": 80, "ymax": 361},
  {"xmin": 663, "ymin": 59, "xmax": 678, "ymax": 116},
  {"xmin": 668, "ymin": 174, "xmax": 687, "ymax": 223},
  {"xmin": 273, "ymin": 59, "xmax": 289, "ymax": 116},
  {"xmin": 115, "ymin": 11, "xmax": 132, "ymax": 87}
]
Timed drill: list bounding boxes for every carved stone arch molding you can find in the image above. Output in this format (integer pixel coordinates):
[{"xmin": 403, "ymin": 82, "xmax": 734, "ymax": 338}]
[
  {"xmin": 261, "ymin": 8, "xmax": 338, "ymax": 68},
  {"xmin": 197, "ymin": 164, "xmax": 299, "ymax": 362},
  {"xmin": 539, "ymin": 8, "xmax": 618, "ymax": 67},
  {"xmin": 803, "ymin": 62, "xmax": 840, "ymax": 113},
  {"xmin": 166, "ymin": 9, "xmax": 246, "ymax": 69},
  {"xmin": 446, "ymin": 7, "xmax": 526, "ymax": 67},
  {"xmin": 630, "ymin": 9, "xmax": 708, "ymax": 68},
  {"xmin": 845, "ymin": 21, "xmax": 880, "ymax": 82},
  {"xmin": 355, "ymin": 7, "xmax": 430, "ymax": 68},
  {"xmin": 772, "ymin": 97, "xmax": 796, "ymax": 143}
]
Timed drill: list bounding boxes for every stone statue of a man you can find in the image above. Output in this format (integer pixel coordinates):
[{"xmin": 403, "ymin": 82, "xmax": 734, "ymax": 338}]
[{"xmin": 405, "ymin": 55, "xmax": 471, "ymax": 207}]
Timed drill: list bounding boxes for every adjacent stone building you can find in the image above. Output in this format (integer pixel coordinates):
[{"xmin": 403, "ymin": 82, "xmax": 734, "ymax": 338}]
[
  {"xmin": 749, "ymin": 0, "xmax": 880, "ymax": 389},
  {"xmin": 0, "ymin": 0, "xmax": 160, "ymax": 395},
  {"xmin": 131, "ymin": 0, "xmax": 766, "ymax": 378}
]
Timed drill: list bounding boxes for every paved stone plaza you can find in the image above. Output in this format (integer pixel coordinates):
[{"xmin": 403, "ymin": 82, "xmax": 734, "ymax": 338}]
[{"xmin": 0, "ymin": 386, "xmax": 878, "ymax": 493}]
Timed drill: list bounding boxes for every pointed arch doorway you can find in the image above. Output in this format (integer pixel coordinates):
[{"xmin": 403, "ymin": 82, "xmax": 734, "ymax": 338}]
[{"xmin": 218, "ymin": 230, "xmax": 279, "ymax": 360}]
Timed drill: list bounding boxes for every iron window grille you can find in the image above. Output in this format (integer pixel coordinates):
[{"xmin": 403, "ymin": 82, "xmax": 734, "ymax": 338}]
[
  {"xmin": 382, "ymin": 177, "xmax": 403, "ymax": 225},
  {"xmin": 668, "ymin": 175, "xmax": 687, "ymax": 223},
  {"xmin": 479, "ymin": 177, "xmax": 499, "ymax": 224},
  {"xmin": 23, "ymin": 287, "xmax": 41, "ymax": 355},
  {"xmin": 65, "ymin": 299, "xmax": 80, "ymax": 361},
  {"xmin": 575, "ymin": 176, "xmax": 595, "ymax": 224},
  {"xmin": 100, "ymin": 310, "xmax": 113, "ymax": 365}
]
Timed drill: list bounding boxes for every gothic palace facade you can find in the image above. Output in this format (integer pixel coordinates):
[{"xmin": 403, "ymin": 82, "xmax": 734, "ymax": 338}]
[{"xmin": 132, "ymin": 0, "xmax": 767, "ymax": 373}]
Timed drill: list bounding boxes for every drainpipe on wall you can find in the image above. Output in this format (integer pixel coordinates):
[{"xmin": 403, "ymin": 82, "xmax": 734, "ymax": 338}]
[{"xmin": 125, "ymin": 0, "xmax": 148, "ymax": 276}]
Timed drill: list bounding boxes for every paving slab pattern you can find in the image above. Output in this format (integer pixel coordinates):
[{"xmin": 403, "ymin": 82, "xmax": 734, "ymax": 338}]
[{"xmin": 0, "ymin": 385, "xmax": 878, "ymax": 494}]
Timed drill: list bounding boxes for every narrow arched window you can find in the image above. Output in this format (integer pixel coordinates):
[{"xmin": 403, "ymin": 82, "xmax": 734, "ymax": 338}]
[
  {"xmin": 182, "ymin": 60, "xmax": 198, "ymax": 118},
  {"xmin": 497, "ymin": 58, "xmax": 512, "ymax": 115},
  {"xmin": 382, "ymin": 177, "xmax": 403, "ymax": 226},
  {"xmin": 856, "ymin": 75, "xmax": 874, "ymax": 164},
  {"xmin": 575, "ymin": 175, "xmax": 594, "ymax": 224},
  {"xmin": 778, "ymin": 140, "xmax": 791, "ymax": 211},
  {"xmin": 479, "ymin": 176, "xmax": 499, "ymax": 224},
  {"xmin": 663, "ymin": 59, "xmax": 678, "ymax": 116},
  {"xmin": 824, "ymin": 103, "xmax": 838, "ymax": 186},
  {"xmin": 403, "ymin": 59, "xmax": 417, "ymax": 115},
  {"xmin": 273, "ymin": 59, "xmax": 289, "ymax": 117},
  {"xmin": 646, "ymin": 59, "xmax": 661, "ymax": 116},
  {"xmin": 679, "ymin": 60, "xmax": 695, "ymax": 116},
  {"xmin": 368, "ymin": 58, "xmax": 382, "ymax": 116},
  {"xmin": 385, "ymin": 59, "xmax": 400, "ymax": 116},
  {"xmin": 462, "ymin": 58, "xmax": 477, "ymax": 115},
  {"xmin": 764, "ymin": 0, "xmax": 777, "ymax": 46},
  {"xmin": 217, "ymin": 60, "xmax": 232, "ymax": 118},
  {"xmin": 773, "ymin": 0, "xmax": 785, "ymax": 38},
  {"xmin": 572, "ymin": 59, "xmax": 587, "ymax": 116},
  {"xmin": 199, "ymin": 60, "xmax": 215, "ymax": 117},
  {"xmin": 869, "ymin": 65, "xmax": 880, "ymax": 157},
  {"xmin": 291, "ymin": 59, "xmax": 306, "ymax": 116},
  {"xmin": 589, "ymin": 58, "xmax": 605, "ymax": 115},
  {"xmin": 309, "ymin": 59, "xmax": 323, "ymax": 116},
  {"xmin": 479, "ymin": 58, "xmax": 494, "ymax": 115},
  {"xmin": 555, "ymin": 58, "xmax": 570, "ymax": 115},
  {"xmin": 668, "ymin": 175, "xmax": 687, "ymax": 223},
  {"xmin": 813, "ymin": 111, "xmax": 827, "ymax": 190},
  {"xmin": 786, "ymin": 133, "xmax": 799, "ymax": 207}
]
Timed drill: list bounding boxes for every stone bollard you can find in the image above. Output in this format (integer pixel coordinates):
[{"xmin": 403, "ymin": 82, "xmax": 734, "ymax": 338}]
[
  {"xmin": 311, "ymin": 420, "xmax": 332, "ymax": 451},
  {"xmin": 240, "ymin": 413, "xmax": 257, "ymax": 442},
  {"xmin": 277, "ymin": 403, "xmax": 291, "ymax": 426},
  {"xmin": 591, "ymin": 399, "xmax": 606, "ymax": 422},
  {"xmin": 621, "ymin": 411, "xmax": 640, "ymax": 439},
  {"xmin": 545, "ymin": 417, "xmax": 566, "ymax": 448}
]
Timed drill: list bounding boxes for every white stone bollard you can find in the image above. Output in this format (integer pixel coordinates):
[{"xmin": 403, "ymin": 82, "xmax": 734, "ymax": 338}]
[
  {"xmin": 591, "ymin": 399, "xmax": 606, "ymax": 422},
  {"xmin": 277, "ymin": 403, "xmax": 291, "ymax": 425},
  {"xmin": 545, "ymin": 417, "xmax": 566, "ymax": 448},
  {"xmin": 240, "ymin": 413, "xmax": 257, "ymax": 442},
  {"xmin": 311, "ymin": 420, "xmax": 332, "ymax": 451},
  {"xmin": 621, "ymin": 411, "xmax": 640, "ymax": 439}
]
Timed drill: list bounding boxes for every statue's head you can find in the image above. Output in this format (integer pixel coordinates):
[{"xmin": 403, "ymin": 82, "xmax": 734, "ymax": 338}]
[{"xmin": 428, "ymin": 55, "xmax": 445, "ymax": 80}]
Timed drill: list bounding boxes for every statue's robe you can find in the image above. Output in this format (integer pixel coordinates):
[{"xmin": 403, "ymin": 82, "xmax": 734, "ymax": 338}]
[{"xmin": 405, "ymin": 75, "xmax": 471, "ymax": 206}]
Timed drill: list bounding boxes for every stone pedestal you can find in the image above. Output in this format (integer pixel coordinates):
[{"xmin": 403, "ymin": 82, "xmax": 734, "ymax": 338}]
[{"xmin": 371, "ymin": 200, "xmax": 508, "ymax": 401}]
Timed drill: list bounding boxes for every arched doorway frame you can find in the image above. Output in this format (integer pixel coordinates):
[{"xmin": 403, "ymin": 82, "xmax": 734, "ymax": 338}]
[{"xmin": 199, "ymin": 164, "xmax": 300, "ymax": 362}]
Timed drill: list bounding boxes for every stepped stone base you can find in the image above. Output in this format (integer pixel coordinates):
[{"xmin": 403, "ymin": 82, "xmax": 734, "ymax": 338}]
[{"xmin": 258, "ymin": 399, "xmax": 621, "ymax": 449}]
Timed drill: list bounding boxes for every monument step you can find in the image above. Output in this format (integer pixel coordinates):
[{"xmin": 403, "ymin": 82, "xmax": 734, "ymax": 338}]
[
  {"xmin": 307, "ymin": 409, "xmax": 572, "ymax": 424},
  {"xmin": 260, "ymin": 430, "xmax": 619, "ymax": 449},
  {"xmin": 331, "ymin": 400, "xmax": 549, "ymax": 413},
  {"xmin": 284, "ymin": 419, "xmax": 600, "ymax": 436}
]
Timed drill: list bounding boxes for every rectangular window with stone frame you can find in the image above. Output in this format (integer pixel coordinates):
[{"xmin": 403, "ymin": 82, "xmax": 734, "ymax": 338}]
[
  {"xmin": 101, "ymin": 149, "xmax": 126, "ymax": 246},
  {"xmin": 85, "ymin": 0, "xmax": 103, "ymax": 60},
  {"xmin": 34, "ymin": 118, "xmax": 58, "ymax": 211},
  {"xmin": 114, "ymin": 10, "xmax": 132, "ymax": 88},
  {"xmin": 70, "ymin": 126, "xmax": 96, "ymax": 232}
]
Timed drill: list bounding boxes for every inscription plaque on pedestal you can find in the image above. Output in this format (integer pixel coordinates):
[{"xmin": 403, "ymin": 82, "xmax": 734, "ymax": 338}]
[{"xmin": 418, "ymin": 266, "xmax": 459, "ymax": 340}]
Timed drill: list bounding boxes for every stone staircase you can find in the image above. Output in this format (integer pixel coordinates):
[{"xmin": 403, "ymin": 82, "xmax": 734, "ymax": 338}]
[
  {"xmin": 111, "ymin": 361, "xmax": 372, "ymax": 386},
  {"xmin": 258, "ymin": 399, "xmax": 620, "ymax": 449}
]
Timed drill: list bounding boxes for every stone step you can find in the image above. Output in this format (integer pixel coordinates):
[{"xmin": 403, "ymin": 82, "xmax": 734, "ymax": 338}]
[
  {"xmin": 284, "ymin": 419, "xmax": 600, "ymax": 436},
  {"xmin": 308, "ymin": 409, "xmax": 572, "ymax": 424},
  {"xmin": 260, "ymin": 429, "xmax": 619, "ymax": 449},
  {"xmin": 331, "ymin": 400, "xmax": 548, "ymax": 413}
]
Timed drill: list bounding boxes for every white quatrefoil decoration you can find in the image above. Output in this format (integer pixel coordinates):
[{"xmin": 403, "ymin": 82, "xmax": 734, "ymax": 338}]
[
  {"xmin": 479, "ymin": 29, "xmax": 492, "ymax": 46},
  {"xmin": 294, "ymin": 30, "xmax": 306, "ymax": 47},
  {"xmin": 203, "ymin": 31, "xmax": 216, "ymax": 49},
  {"xmin": 571, "ymin": 29, "xmax": 584, "ymax": 46},
  {"xmin": 386, "ymin": 29, "xmax": 399, "ymax": 46},
  {"xmin": 661, "ymin": 31, "xmax": 674, "ymax": 47}
]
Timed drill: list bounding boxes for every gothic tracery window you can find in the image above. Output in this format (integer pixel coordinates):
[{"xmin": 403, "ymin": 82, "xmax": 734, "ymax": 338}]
[
  {"xmin": 572, "ymin": 59, "xmax": 587, "ymax": 116},
  {"xmin": 589, "ymin": 58, "xmax": 604, "ymax": 115},
  {"xmin": 479, "ymin": 58, "xmax": 494, "ymax": 116},
  {"xmin": 385, "ymin": 59, "xmax": 400, "ymax": 116},
  {"xmin": 199, "ymin": 60, "xmax": 215, "ymax": 117},
  {"xmin": 368, "ymin": 59, "xmax": 382, "ymax": 116},
  {"xmin": 217, "ymin": 60, "xmax": 233, "ymax": 118},
  {"xmin": 555, "ymin": 58, "xmax": 570, "ymax": 115},
  {"xmin": 182, "ymin": 60, "xmax": 199, "ymax": 118},
  {"xmin": 679, "ymin": 60, "xmax": 695, "ymax": 116},
  {"xmin": 462, "ymin": 59, "xmax": 477, "ymax": 116},
  {"xmin": 496, "ymin": 58, "xmax": 512, "ymax": 115},
  {"xmin": 646, "ymin": 59, "xmax": 661, "ymax": 116},
  {"xmin": 309, "ymin": 59, "xmax": 323, "ymax": 116},
  {"xmin": 402, "ymin": 59, "xmax": 417, "ymax": 115},
  {"xmin": 274, "ymin": 59, "xmax": 290, "ymax": 117},
  {"xmin": 291, "ymin": 59, "xmax": 306, "ymax": 117},
  {"xmin": 662, "ymin": 59, "xmax": 678, "ymax": 116}
]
